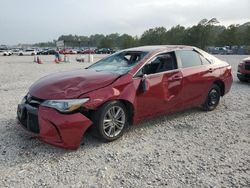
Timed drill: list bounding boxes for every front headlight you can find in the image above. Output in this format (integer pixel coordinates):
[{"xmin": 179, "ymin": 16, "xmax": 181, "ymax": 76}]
[{"xmin": 41, "ymin": 98, "xmax": 89, "ymax": 113}]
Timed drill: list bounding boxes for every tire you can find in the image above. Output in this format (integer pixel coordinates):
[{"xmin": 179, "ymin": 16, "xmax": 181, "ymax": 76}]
[
  {"xmin": 91, "ymin": 101, "xmax": 128, "ymax": 142},
  {"xmin": 203, "ymin": 84, "xmax": 221, "ymax": 111},
  {"xmin": 237, "ymin": 75, "xmax": 248, "ymax": 82},
  {"xmin": 238, "ymin": 78, "xmax": 248, "ymax": 82}
]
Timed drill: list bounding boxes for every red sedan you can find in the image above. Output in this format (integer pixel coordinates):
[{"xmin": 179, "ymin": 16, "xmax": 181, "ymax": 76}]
[
  {"xmin": 81, "ymin": 49, "xmax": 95, "ymax": 54},
  {"xmin": 59, "ymin": 49, "xmax": 77, "ymax": 55},
  {"xmin": 17, "ymin": 45, "xmax": 233, "ymax": 149}
]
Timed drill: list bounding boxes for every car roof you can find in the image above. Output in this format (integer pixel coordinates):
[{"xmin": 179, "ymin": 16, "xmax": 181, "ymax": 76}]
[{"xmin": 125, "ymin": 45, "xmax": 195, "ymax": 53}]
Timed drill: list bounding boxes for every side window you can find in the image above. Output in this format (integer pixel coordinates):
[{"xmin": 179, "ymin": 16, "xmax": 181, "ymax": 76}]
[
  {"xmin": 177, "ymin": 50, "xmax": 202, "ymax": 68},
  {"xmin": 200, "ymin": 55, "xmax": 211, "ymax": 65},
  {"xmin": 124, "ymin": 53, "xmax": 142, "ymax": 64},
  {"xmin": 139, "ymin": 52, "xmax": 177, "ymax": 75}
]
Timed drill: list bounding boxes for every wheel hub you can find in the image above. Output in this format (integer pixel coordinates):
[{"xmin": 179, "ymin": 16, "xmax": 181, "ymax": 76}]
[
  {"xmin": 103, "ymin": 106, "xmax": 126, "ymax": 138},
  {"xmin": 208, "ymin": 89, "xmax": 219, "ymax": 106}
]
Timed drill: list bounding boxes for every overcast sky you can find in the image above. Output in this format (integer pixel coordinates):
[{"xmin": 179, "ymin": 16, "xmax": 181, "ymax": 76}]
[{"xmin": 0, "ymin": 0, "xmax": 249, "ymax": 45}]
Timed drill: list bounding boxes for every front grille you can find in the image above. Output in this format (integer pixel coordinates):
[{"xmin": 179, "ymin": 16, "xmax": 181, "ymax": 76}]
[
  {"xmin": 245, "ymin": 64, "xmax": 250, "ymax": 70},
  {"xmin": 27, "ymin": 112, "xmax": 40, "ymax": 133},
  {"xmin": 18, "ymin": 106, "xmax": 27, "ymax": 128},
  {"xmin": 26, "ymin": 96, "xmax": 44, "ymax": 108},
  {"xmin": 18, "ymin": 94, "xmax": 41, "ymax": 134}
]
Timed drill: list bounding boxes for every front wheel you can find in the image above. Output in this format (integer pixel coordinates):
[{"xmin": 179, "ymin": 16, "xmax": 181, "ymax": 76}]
[
  {"xmin": 92, "ymin": 101, "xmax": 128, "ymax": 142},
  {"xmin": 203, "ymin": 84, "xmax": 221, "ymax": 111}
]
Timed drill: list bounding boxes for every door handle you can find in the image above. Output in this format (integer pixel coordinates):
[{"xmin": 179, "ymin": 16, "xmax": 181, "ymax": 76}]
[
  {"xmin": 208, "ymin": 68, "xmax": 213, "ymax": 73},
  {"xmin": 169, "ymin": 76, "xmax": 183, "ymax": 81}
]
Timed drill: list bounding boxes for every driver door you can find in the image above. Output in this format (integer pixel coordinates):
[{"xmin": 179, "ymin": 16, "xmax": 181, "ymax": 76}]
[{"xmin": 134, "ymin": 52, "xmax": 183, "ymax": 120}]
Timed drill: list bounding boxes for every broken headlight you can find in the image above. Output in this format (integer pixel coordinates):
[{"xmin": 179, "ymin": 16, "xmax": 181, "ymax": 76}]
[{"xmin": 41, "ymin": 98, "xmax": 89, "ymax": 113}]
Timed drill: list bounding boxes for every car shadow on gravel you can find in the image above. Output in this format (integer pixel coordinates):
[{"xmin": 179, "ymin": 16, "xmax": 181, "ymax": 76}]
[
  {"xmin": 235, "ymin": 80, "xmax": 250, "ymax": 85},
  {"xmin": 0, "ymin": 118, "xmax": 75, "ymax": 167},
  {"xmin": 126, "ymin": 107, "xmax": 201, "ymax": 131},
  {"xmin": 0, "ymin": 107, "xmax": 204, "ymax": 165},
  {"xmin": 0, "ymin": 117, "xmax": 116, "ymax": 164},
  {"xmin": 80, "ymin": 107, "xmax": 203, "ymax": 146}
]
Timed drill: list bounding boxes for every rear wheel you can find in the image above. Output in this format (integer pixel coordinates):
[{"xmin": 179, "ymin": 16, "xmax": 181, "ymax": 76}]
[
  {"xmin": 203, "ymin": 84, "xmax": 221, "ymax": 111},
  {"xmin": 92, "ymin": 101, "xmax": 128, "ymax": 142}
]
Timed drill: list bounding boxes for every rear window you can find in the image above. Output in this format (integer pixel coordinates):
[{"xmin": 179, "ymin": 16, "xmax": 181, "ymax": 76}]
[{"xmin": 176, "ymin": 50, "xmax": 202, "ymax": 68}]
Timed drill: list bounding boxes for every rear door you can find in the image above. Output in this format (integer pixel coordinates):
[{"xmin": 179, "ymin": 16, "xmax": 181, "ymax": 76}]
[{"xmin": 175, "ymin": 50, "xmax": 216, "ymax": 108}]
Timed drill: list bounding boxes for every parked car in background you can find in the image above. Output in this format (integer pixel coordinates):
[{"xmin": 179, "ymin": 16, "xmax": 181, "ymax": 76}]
[
  {"xmin": 5, "ymin": 50, "xmax": 12, "ymax": 56},
  {"xmin": 11, "ymin": 49, "xmax": 22, "ymax": 55},
  {"xmin": 209, "ymin": 47, "xmax": 233, "ymax": 55},
  {"xmin": 95, "ymin": 48, "xmax": 115, "ymax": 54},
  {"xmin": 17, "ymin": 45, "xmax": 233, "ymax": 149},
  {"xmin": 18, "ymin": 49, "xmax": 37, "ymax": 56},
  {"xmin": 37, "ymin": 49, "xmax": 57, "ymax": 55},
  {"xmin": 81, "ymin": 49, "xmax": 95, "ymax": 54},
  {"xmin": 0, "ymin": 48, "xmax": 12, "ymax": 56},
  {"xmin": 59, "ymin": 49, "xmax": 77, "ymax": 55},
  {"xmin": 70, "ymin": 49, "xmax": 78, "ymax": 54},
  {"xmin": 237, "ymin": 57, "xmax": 250, "ymax": 82},
  {"xmin": 0, "ymin": 50, "xmax": 12, "ymax": 56},
  {"xmin": 76, "ymin": 49, "xmax": 83, "ymax": 54},
  {"xmin": 232, "ymin": 46, "xmax": 249, "ymax": 55}
]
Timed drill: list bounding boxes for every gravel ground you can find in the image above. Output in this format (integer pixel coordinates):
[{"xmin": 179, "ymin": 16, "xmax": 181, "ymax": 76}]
[{"xmin": 0, "ymin": 54, "xmax": 249, "ymax": 187}]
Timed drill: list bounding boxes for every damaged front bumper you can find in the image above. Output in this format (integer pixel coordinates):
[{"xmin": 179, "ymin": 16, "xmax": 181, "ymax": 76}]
[{"xmin": 17, "ymin": 102, "xmax": 93, "ymax": 150}]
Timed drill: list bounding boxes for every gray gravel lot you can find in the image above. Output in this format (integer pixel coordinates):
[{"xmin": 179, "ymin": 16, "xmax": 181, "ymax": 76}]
[{"xmin": 0, "ymin": 54, "xmax": 249, "ymax": 187}]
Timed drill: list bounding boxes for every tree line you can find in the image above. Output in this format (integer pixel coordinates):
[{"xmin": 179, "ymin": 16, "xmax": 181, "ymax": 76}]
[{"xmin": 36, "ymin": 18, "xmax": 250, "ymax": 50}]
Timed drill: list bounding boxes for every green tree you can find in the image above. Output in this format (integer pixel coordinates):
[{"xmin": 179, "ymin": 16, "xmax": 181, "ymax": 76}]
[
  {"xmin": 140, "ymin": 27, "xmax": 167, "ymax": 45},
  {"xmin": 183, "ymin": 18, "xmax": 219, "ymax": 49},
  {"xmin": 118, "ymin": 34, "xmax": 137, "ymax": 49},
  {"xmin": 52, "ymin": 19, "xmax": 249, "ymax": 50},
  {"xmin": 243, "ymin": 26, "xmax": 250, "ymax": 46},
  {"xmin": 89, "ymin": 34, "xmax": 105, "ymax": 47},
  {"xmin": 217, "ymin": 25, "xmax": 239, "ymax": 46},
  {"xmin": 165, "ymin": 25, "xmax": 186, "ymax": 44},
  {"xmin": 99, "ymin": 37, "xmax": 114, "ymax": 48}
]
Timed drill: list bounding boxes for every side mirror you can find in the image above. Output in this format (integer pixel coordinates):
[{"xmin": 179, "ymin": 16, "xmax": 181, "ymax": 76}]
[{"xmin": 141, "ymin": 74, "xmax": 150, "ymax": 92}]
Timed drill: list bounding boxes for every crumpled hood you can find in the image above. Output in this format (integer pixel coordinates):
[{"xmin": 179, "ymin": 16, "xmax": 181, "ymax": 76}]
[{"xmin": 29, "ymin": 69, "xmax": 120, "ymax": 99}]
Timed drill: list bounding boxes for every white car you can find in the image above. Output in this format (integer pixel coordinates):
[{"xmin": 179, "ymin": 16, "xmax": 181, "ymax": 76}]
[
  {"xmin": 11, "ymin": 49, "xmax": 21, "ymax": 55},
  {"xmin": 18, "ymin": 49, "xmax": 37, "ymax": 56},
  {"xmin": 0, "ymin": 50, "xmax": 12, "ymax": 56}
]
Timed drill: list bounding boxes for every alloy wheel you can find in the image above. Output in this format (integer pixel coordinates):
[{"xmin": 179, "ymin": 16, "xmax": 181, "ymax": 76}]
[
  {"xmin": 102, "ymin": 106, "xmax": 126, "ymax": 138},
  {"xmin": 208, "ymin": 88, "xmax": 219, "ymax": 107}
]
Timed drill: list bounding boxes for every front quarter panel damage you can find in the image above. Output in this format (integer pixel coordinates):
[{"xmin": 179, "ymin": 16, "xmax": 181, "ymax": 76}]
[
  {"xmin": 82, "ymin": 74, "xmax": 138, "ymax": 113},
  {"xmin": 38, "ymin": 106, "xmax": 92, "ymax": 149}
]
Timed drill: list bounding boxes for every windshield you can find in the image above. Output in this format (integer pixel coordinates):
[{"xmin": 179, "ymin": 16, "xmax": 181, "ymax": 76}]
[{"xmin": 88, "ymin": 51, "xmax": 148, "ymax": 74}]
